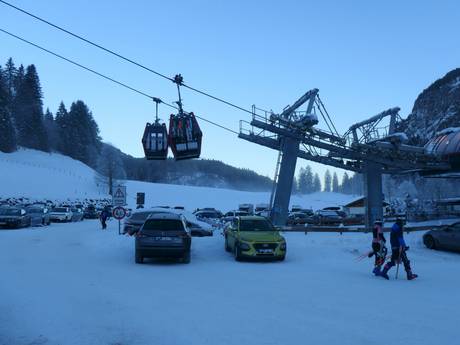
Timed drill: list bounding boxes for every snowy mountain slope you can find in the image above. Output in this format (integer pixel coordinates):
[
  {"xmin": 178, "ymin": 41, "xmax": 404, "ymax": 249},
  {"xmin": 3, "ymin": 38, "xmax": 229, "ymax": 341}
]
[
  {"xmin": 0, "ymin": 148, "xmax": 355, "ymax": 210},
  {"xmin": 398, "ymin": 68, "xmax": 460, "ymax": 145},
  {"xmin": 0, "ymin": 148, "xmax": 105, "ymax": 200}
]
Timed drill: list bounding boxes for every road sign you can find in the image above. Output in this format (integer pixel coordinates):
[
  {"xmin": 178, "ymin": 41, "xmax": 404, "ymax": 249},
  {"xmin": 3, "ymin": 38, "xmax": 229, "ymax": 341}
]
[
  {"xmin": 112, "ymin": 206, "xmax": 127, "ymax": 220},
  {"xmin": 112, "ymin": 185, "xmax": 126, "ymax": 206},
  {"xmin": 136, "ymin": 192, "xmax": 145, "ymax": 205}
]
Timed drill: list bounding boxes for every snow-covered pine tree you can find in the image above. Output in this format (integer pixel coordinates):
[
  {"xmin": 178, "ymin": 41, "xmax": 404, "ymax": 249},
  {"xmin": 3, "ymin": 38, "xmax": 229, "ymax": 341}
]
[
  {"xmin": 68, "ymin": 100, "xmax": 101, "ymax": 167},
  {"xmin": 313, "ymin": 173, "xmax": 322, "ymax": 192},
  {"xmin": 341, "ymin": 172, "xmax": 350, "ymax": 194},
  {"xmin": 297, "ymin": 167, "xmax": 307, "ymax": 194},
  {"xmin": 55, "ymin": 101, "xmax": 72, "ymax": 156},
  {"xmin": 304, "ymin": 165, "xmax": 314, "ymax": 194},
  {"xmin": 44, "ymin": 108, "xmax": 58, "ymax": 151},
  {"xmin": 0, "ymin": 65, "xmax": 17, "ymax": 152},
  {"xmin": 324, "ymin": 169, "xmax": 332, "ymax": 192},
  {"xmin": 332, "ymin": 172, "xmax": 339, "ymax": 193},
  {"xmin": 13, "ymin": 64, "xmax": 49, "ymax": 151}
]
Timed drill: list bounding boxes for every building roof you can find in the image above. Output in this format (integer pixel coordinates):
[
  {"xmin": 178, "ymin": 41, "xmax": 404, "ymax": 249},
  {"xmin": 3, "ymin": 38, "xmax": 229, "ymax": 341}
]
[{"xmin": 343, "ymin": 197, "xmax": 389, "ymax": 208}]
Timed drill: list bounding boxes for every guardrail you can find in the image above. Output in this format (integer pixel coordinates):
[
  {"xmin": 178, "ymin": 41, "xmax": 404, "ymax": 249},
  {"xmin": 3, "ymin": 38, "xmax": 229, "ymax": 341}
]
[{"xmin": 281, "ymin": 224, "xmax": 452, "ymax": 234}]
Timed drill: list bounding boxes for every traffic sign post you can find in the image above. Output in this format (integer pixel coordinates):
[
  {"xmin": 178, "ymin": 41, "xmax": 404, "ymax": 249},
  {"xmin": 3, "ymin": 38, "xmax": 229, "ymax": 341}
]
[
  {"xmin": 136, "ymin": 192, "xmax": 145, "ymax": 207},
  {"xmin": 112, "ymin": 206, "xmax": 127, "ymax": 235},
  {"xmin": 112, "ymin": 185, "xmax": 127, "ymax": 206}
]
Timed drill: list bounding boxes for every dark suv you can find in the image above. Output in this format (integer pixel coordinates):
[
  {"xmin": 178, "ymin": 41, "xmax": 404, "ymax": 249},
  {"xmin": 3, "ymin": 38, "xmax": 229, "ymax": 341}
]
[{"xmin": 135, "ymin": 213, "xmax": 192, "ymax": 264}]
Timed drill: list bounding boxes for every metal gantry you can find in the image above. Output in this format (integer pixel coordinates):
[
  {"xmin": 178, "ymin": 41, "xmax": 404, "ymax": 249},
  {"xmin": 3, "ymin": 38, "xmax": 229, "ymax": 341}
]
[{"xmin": 239, "ymin": 89, "xmax": 452, "ymax": 227}]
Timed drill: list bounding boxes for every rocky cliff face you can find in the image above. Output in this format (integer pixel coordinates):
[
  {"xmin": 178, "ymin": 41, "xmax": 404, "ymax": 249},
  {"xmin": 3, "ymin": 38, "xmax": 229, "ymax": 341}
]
[{"xmin": 398, "ymin": 68, "xmax": 460, "ymax": 145}]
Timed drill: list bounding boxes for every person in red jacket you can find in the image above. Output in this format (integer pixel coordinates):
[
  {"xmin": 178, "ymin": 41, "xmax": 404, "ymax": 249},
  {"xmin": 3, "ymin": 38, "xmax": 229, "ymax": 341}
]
[{"xmin": 368, "ymin": 219, "xmax": 387, "ymax": 275}]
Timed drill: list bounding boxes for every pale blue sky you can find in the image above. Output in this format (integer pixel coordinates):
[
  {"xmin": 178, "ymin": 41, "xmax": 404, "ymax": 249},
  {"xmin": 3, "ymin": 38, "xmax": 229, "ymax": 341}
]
[{"xmin": 1, "ymin": 0, "xmax": 459, "ymax": 182}]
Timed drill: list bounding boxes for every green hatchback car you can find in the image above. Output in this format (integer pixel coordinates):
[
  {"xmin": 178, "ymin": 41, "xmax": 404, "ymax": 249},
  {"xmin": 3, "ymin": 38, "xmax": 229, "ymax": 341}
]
[{"xmin": 224, "ymin": 216, "xmax": 286, "ymax": 261}]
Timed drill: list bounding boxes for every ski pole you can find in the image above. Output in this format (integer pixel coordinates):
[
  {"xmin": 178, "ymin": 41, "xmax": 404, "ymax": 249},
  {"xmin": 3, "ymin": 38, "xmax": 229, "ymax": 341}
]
[{"xmin": 395, "ymin": 246, "xmax": 402, "ymax": 280}]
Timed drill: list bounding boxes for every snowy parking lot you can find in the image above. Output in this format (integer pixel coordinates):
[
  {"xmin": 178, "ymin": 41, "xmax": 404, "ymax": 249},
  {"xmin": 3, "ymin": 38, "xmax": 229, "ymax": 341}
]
[{"xmin": 1, "ymin": 220, "xmax": 459, "ymax": 345}]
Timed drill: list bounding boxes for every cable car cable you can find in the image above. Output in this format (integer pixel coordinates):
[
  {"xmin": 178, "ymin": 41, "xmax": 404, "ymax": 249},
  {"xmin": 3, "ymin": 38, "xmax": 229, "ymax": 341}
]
[
  {"xmin": 0, "ymin": 27, "xmax": 239, "ymax": 135},
  {"xmin": 0, "ymin": 0, "xmax": 254, "ymax": 116}
]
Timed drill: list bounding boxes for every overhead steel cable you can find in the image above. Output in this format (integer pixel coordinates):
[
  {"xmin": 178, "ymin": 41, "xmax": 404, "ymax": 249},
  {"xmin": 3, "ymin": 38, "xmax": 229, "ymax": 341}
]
[
  {"xmin": 0, "ymin": 28, "xmax": 239, "ymax": 135},
  {"xmin": 0, "ymin": 0, "xmax": 254, "ymax": 115}
]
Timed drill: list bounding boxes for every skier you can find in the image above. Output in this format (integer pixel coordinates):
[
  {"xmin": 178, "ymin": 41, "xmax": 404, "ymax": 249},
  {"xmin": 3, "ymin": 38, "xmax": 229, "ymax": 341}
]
[
  {"xmin": 99, "ymin": 208, "xmax": 109, "ymax": 230},
  {"xmin": 368, "ymin": 219, "xmax": 387, "ymax": 275},
  {"xmin": 380, "ymin": 218, "xmax": 418, "ymax": 280}
]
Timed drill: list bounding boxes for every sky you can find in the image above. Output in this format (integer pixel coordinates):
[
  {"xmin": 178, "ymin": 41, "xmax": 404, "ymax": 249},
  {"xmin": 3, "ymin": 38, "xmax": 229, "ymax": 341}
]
[{"xmin": 1, "ymin": 0, "xmax": 459, "ymax": 183}]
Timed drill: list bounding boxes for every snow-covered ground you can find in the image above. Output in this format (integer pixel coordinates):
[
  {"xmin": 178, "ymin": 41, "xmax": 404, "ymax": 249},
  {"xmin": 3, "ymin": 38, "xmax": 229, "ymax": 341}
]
[
  {"xmin": 0, "ymin": 149, "xmax": 355, "ymax": 211},
  {"xmin": 1, "ymin": 221, "xmax": 459, "ymax": 345}
]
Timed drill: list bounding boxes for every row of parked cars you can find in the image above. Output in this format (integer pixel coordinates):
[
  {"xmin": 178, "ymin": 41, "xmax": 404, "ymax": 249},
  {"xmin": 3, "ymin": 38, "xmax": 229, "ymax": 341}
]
[
  {"xmin": 192, "ymin": 205, "xmax": 351, "ymax": 227},
  {"xmin": 0, "ymin": 203, "xmax": 109, "ymax": 229},
  {"xmin": 125, "ymin": 207, "xmax": 287, "ymax": 264}
]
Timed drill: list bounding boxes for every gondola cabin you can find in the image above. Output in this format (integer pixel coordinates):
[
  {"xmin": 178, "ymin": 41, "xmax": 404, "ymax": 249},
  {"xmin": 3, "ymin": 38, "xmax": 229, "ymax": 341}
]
[
  {"xmin": 425, "ymin": 128, "xmax": 460, "ymax": 170},
  {"xmin": 169, "ymin": 112, "xmax": 202, "ymax": 160},
  {"xmin": 142, "ymin": 121, "xmax": 169, "ymax": 160}
]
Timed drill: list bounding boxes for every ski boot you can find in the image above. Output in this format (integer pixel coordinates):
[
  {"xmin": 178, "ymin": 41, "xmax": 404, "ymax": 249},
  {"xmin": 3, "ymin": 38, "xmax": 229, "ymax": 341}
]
[
  {"xmin": 372, "ymin": 266, "xmax": 381, "ymax": 276},
  {"xmin": 407, "ymin": 271, "xmax": 418, "ymax": 280},
  {"xmin": 380, "ymin": 265, "xmax": 390, "ymax": 280}
]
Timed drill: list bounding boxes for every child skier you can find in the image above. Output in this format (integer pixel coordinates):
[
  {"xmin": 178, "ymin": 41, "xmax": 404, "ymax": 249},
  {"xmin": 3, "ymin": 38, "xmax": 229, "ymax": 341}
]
[
  {"xmin": 380, "ymin": 218, "xmax": 418, "ymax": 280},
  {"xmin": 368, "ymin": 219, "xmax": 387, "ymax": 275}
]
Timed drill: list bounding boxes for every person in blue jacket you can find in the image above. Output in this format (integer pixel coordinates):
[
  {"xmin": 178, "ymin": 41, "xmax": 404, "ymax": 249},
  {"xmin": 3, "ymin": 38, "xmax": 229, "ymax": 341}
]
[{"xmin": 380, "ymin": 218, "xmax": 418, "ymax": 280}]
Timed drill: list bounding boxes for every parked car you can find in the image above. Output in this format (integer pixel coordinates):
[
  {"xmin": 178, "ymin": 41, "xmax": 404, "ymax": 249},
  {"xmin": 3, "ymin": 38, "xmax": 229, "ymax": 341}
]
[
  {"xmin": 239, "ymin": 204, "xmax": 254, "ymax": 215},
  {"xmin": 223, "ymin": 210, "xmax": 249, "ymax": 222},
  {"xmin": 194, "ymin": 210, "xmax": 222, "ymax": 220},
  {"xmin": 255, "ymin": 203, "xmax": 269, "ymax": 213},
  {"xmin": 49, "ymin": 207, "xmax": 73, "ymax": 222},
  {"xmin": 342, "ymin": 214, "xmax": 365, "ymax": 226},
  {"xmin": 255, "ymin": 210, "xmax": 271, "ymax": 218},
  {"xmin": 0, "ymin": 207, "xmax": 31, "ymax": 229},
  {"xmin": 135, "ymin": 213, "xmax": 192, "ymax": 264},
  {"xmin": 26, "ymin": 205, "xmax": 51, "ymax": 226},
  {"xmin": 306, "ymin": 210, "xmax": 342, "ymax": 226},
  {"xmin": 123, "ymin": 209, "xmax": 171, "ymax": 235},
  {"xmin": 224, "ymin": 216, "xmax": 286, "ymax": 261},
  {"xmin": 298, "ymin": 209, "xmax": 314, "ymax": 217},
  {"xmin": 286, "ymin": 212, "xmax": 310, "ymax": 226},
  {"xmin": 188, "ymin": 221, "xmax": 213, "ymax": 237},
  {"xmin": 83, "ymin": 205, "xmax": 99, "ymax": 219},
  {"xmin": 71, "ymin": 207, "xmax": 84, "ymax": 222},
  {"xmin": 423, "ymin": 222, "xmax": 460, "ymax": 252},
  {"xmin": 291, "ymin": 205, "xmax": 303, "ymax": 212}
]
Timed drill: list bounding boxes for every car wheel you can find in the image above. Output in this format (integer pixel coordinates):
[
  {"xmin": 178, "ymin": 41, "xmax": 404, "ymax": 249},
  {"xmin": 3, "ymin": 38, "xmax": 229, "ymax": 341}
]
[
  {"xmin": 424, "ymin": 235, "xmax": 436, "ymax": 250},
  {"xmin": 225, "ymin": 237, "xmax": 231, "ymax": 252},
  {"xmin": 182, "ymin": 251, "xmax": 191, "ymax": 264},
  {"xmin": 135, "ymin": 251, "xmax": 144, "ymax": 264},
  {"xmin": 278, "ymin": 255, "xmax": 286, "ymax": 262},
  {"xmin": 234, "ymin": 243, "xmax": 242, "ymax": 262}
]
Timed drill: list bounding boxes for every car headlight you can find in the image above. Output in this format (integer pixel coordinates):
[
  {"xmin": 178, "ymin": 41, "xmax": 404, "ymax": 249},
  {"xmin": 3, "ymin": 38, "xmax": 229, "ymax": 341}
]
[
  {"xmin": 280, "ymin": 242, "xmax": 286, "ymax": 250},
  {"xmin": 239, "ymin": 242, "xmax": 251, "ymax": 251}
]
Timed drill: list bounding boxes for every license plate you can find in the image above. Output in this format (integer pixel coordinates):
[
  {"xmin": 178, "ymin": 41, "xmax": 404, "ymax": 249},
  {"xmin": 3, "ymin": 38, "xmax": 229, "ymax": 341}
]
[
  {"xmin": 257, "ymin": 249, "xmax": 274, "ymax": 254},
  {"xmin": 154, "ymin": 236, "xmax": 173, "ymax": 241}
]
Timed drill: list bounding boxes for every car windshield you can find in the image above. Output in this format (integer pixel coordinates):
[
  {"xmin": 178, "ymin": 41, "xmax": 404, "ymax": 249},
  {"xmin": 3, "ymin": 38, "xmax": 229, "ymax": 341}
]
[
  {"xmin": 320, "ymin": 211, "xmax": 339, "ymax": 216},
  {"xmin": 52, "ymin": 207, "xmax": 68, "ymax": 212},
  {"xmin": 26, "ymin": 208, "xmax": 42, "ymax": 214},
  {"xmin": 129, "ymin": 211, "xmax": 169, "ymax": 222},
  {"xmin": 142, "ymin": 219, "xmax": 184, "ymax": 231},
  {"xmin": 239, "ymin": 219, "xmax": 274, "ymax": 231},
  {"xmin": 197, "ymin": 212, "xmax": 218, "ymax": 218},
  {"xmin": 235, "ymin": 211, "xmax": 249, "ymax": 216},
  {"xmin": 0, "ymin": 208, "xmax": 21, "ymax": 216}
]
